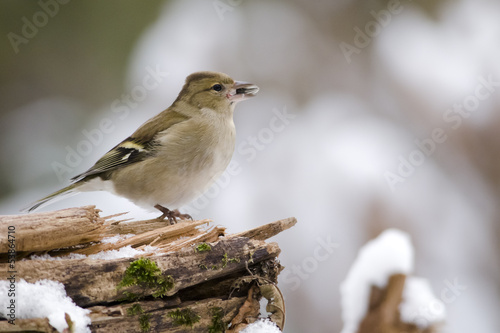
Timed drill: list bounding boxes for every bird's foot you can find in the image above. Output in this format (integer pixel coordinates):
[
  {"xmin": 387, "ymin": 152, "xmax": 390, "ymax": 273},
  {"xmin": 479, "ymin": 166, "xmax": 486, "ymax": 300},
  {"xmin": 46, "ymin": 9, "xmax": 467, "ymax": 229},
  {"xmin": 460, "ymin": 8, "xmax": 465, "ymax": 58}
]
[
  {"xmin": 154, "ymin": 204, "xmax": 193, "ymax": 224},
  {"xmin": 171, "ymin": 209, "xmax": 193, "ymax": 221}
]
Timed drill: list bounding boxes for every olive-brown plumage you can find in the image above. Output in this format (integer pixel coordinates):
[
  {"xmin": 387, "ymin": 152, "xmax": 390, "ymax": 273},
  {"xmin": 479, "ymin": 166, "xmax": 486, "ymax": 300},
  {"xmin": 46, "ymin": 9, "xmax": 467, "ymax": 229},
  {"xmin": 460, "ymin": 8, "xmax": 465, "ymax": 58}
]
[{"xmin": 24, "ymin": 71, "xmax": 259, "ymax": 222}]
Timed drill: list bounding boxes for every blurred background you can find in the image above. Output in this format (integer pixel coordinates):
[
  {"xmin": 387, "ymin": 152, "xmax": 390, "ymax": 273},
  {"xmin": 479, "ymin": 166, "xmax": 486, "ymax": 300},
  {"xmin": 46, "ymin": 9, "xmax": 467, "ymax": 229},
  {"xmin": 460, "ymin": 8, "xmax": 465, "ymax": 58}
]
[{"xmin": 1, "ymin": 0, "xmax": 499, "ymax": 332}]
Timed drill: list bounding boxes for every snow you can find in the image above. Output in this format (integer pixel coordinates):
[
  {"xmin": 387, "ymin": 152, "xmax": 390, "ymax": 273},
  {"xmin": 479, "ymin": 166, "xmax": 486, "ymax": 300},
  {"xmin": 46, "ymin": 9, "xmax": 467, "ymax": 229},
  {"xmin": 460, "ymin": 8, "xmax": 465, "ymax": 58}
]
[
  {"xmin": 400, "ymin": 276, "xmax": 446, "ymax": 328},
  {"xmin": 339, "ymin": 229, "xmax": 414, "ymax": 333},
  {"xmin": 29, "ymin": 245, "xmax": 157, "ymax": 261},
  {"xmin": 240, "ymin": 319, "xmax": 282, "ymax": 333},
  {"xmin": 340, "ymin": 229, "xmax": 446, "ymax": 333},
  {"xmin": 29, "ymin": 253, "xmax": 85, "ymax": 260},
  {"xmin": 100, "ymin": 234, "xmax": 135, "ymax": 244},
  {"xmin": 0, "ymin": 279, "xmax": 91, "ymax": 333},
  {"xmin": 87, "ymin": 245, "xmax": 157, "ymax": 260}
]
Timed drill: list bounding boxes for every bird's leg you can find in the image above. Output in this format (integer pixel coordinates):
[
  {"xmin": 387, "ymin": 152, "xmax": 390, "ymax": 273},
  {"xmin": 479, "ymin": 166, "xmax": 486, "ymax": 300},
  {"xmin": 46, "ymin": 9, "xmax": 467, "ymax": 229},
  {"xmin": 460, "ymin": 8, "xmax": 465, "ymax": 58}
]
[
  {"xmin": 154, "ymin": 204, "xmax": 177, "ymax": 224},
  {"xmin": 154, "ymin": 204, "xmax": 193, "ymax": 224}
]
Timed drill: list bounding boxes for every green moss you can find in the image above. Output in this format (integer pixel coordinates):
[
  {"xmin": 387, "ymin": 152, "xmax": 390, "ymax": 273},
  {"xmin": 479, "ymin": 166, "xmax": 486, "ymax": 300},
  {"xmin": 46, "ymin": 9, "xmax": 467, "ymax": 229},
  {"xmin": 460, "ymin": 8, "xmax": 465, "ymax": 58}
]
[
  {"xmin": 139, "ymin": 313, "xmax": 151, "ymax": 332},
  {"xmin": 127, "ymin": 303, "xmax": 144, "ymax": 316},
  {"xmin": 168, "ymin": 308, "xmax": 201, "ymax": 327},
  {"xmin": 127, "ymin": 304, "xmax": 151, "ymax": 332},
  {"xmin": 117, "ymin": 258, "xmax": 174, "ymax": 299},
  {"xmin": 221, "ymin": 253, "xmax": 240, "ymax": 268},
  {"xmin": 201, "ymin": 253, "xmax": 242, "ymax": 271},
  {"xmin": 208, "ymin": 307, "xmax": 226, "ymax": 333},
  {"xmin": 195, "ymin": 242, "xmax": 212, "ymax": 252}
]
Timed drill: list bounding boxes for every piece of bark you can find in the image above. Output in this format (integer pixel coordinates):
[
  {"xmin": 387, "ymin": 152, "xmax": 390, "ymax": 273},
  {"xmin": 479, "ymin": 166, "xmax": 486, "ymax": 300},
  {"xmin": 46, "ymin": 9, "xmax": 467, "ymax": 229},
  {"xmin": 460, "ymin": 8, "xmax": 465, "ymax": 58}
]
[
  {"xmin": 105, "ymin": 216, "xmax": 188, "ymax": 235},
  {"xmin": 357, "ymin": 274, "xmax": 405, "ymax": 333},
  {"xmin": 0, "ymin": 206, "xmax": 105, "ymax": 254},
  {"xmin": 229, "ymin": 217, "xmax": 297, "ymax": 241},
  {"xmin": 150, "ymin": 225, "xmax": 225, "ymax": 253},
  {"xmin": 0, "ymin": 317, "xmax": 58, "ymax": 332},
  {"xmin": 73, "ymin": 219, "xmax": 213, "ymax": 255},
  {"xmin": 90, "ymin": 296, "xmax": 246, "ymax": 333},
  {"xmin": 0, "ymin": 237, "xmax": 280, "ymax": 307},
  {"xmin": 357, "ymin": 274, "xmax": 436, "ymax": 333}
]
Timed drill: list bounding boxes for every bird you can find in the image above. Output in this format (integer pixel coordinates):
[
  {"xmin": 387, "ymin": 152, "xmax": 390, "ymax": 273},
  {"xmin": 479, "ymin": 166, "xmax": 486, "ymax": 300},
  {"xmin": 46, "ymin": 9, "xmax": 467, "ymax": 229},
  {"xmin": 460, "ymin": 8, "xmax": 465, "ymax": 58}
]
[{"xmin": 24, "ymin": 71, "xmax": 259, "ymax": 223}]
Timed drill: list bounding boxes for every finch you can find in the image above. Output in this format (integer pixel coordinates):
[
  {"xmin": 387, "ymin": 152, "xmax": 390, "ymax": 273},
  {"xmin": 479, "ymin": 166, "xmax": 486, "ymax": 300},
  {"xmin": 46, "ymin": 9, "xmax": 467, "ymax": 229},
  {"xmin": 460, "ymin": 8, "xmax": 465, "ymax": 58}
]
[{"xmin": 24, "ymin": 71, "xmax": 259, "ymax": 223}]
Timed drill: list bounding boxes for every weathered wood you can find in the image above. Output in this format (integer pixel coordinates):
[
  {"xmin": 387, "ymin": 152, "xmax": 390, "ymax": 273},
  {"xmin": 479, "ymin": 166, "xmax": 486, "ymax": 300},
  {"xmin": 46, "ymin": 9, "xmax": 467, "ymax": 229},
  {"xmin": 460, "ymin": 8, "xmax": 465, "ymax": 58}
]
[
  {"xmin": 0, "ymin": 207, "xmax": 293, "ymax": 332},
  {"xmin": 89, "ymin": 296, "xmax": 246, "ymax": 333},
  {"xmin": 230, "ymin": 217, "xmax": 297, "ymax": 241},
  {"xmin": 357, "ymin": 274, "xmax": 436, "ymax": 333},
  {"xmin": 0, "ymin": 208, "xmax": 295, "ymax": 258},
  {"xmin": 73, "ymin": 219, "xmax": 214, "ymax": 255},
  {"xmin": 0, "ymin": 237, "xmax": 280, "ymax": 307},
  {"xmin": 0, "ymin": 206, "xmax": 105, "ymax": 253},
  {"xmin": 149, "ymin": 224, "xmax": 225, "ymax": 253},
  {"xmin": 0, "ymin": 296, "xmax": 245, "ymax": 333},
  {"xmin": 0, "ymin": 317, "xmax": 58, "ymax": 332},
  {"xmin": 105, "ymin": 216, "xmax": 181, "ymax": 235}
]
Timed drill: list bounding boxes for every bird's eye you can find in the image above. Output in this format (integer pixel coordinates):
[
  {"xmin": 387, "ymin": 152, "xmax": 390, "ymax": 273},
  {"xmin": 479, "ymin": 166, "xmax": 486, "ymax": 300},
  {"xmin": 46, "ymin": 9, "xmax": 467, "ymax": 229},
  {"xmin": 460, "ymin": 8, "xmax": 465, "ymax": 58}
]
[{"xmin": 212, "ymin": 84, "xmax": 223, "ymax": 92}]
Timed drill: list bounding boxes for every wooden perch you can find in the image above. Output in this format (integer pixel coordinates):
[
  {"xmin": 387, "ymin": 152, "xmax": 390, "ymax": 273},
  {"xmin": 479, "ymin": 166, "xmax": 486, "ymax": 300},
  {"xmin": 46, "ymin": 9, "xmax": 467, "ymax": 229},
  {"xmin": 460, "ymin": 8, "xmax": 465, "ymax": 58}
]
[
  {"xmin": 0, "ymin": 206, "xmax": 295, "ymax": 332},
  {"xmin": 0, "ymin": 206, "xmax": 105, "ymax": 253},
  {"xmin": 7, "ymin": 237, "xmax": 280, "ymax": 307}
]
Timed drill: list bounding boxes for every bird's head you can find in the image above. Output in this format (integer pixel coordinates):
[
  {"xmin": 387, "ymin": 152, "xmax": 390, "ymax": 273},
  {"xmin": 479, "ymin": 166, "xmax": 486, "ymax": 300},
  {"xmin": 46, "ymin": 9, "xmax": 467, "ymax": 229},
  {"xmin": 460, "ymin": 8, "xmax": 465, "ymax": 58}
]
[{"xmin": 175, "ymin": 71, "xmax": 259, "ymax": 112}]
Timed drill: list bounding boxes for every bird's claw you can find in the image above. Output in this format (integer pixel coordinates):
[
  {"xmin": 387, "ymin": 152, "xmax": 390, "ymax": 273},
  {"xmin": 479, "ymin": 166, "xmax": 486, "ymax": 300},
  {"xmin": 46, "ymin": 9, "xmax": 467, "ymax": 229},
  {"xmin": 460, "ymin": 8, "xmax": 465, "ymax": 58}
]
[{"xmin": 154, "ymin": 205, "xmax": 192, "ymax": 224}]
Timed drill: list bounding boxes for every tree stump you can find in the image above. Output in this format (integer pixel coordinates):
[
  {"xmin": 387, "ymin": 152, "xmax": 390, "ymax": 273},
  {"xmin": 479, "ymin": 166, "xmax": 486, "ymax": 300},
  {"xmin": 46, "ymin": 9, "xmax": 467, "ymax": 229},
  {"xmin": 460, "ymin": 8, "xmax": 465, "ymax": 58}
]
[{"xmin": 0, "ymin": 206, "xmax": 295, "ymax": 332}]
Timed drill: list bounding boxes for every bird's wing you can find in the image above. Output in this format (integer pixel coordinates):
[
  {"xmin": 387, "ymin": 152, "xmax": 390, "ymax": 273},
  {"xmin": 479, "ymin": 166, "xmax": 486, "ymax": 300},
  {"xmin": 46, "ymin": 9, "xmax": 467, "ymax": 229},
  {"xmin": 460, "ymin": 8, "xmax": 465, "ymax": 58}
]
[
  {"xmin": 70, "ymin": 138, "xmax": 150, "ymax": 181},
  {"xmin": 71, "ymin": 110, "xmax": 190, "ymax": 182}
]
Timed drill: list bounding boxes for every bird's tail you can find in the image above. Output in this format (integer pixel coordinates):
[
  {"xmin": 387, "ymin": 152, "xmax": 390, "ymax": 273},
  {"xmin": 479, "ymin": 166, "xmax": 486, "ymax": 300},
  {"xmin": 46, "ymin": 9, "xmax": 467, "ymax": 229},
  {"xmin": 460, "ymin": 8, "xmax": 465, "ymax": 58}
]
[{"xmin": 22, "ymin": 183, "xmax": 79, "ymax": 213}]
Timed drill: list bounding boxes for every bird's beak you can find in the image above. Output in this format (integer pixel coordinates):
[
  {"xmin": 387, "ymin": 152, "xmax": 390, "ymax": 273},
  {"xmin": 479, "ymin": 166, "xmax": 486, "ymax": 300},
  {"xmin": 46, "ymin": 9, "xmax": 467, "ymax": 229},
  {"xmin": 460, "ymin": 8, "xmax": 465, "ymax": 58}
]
[{"xmin": 227, "ymin": 81, "xmax": 259, "ymax": 102}]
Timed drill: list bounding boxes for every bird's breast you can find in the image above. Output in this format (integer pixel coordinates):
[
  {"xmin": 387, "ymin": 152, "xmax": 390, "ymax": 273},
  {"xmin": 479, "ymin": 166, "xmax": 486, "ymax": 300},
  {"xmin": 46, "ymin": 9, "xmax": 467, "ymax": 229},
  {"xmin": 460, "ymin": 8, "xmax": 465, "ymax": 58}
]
[
  {"xmin": 193, "ymin": 114, "xmax": 236, "ymax": 178},
  {"xmin": 111, "ymin": 111, "xmax": 237, "ymax": 209},
  {"xmin": 156, "ymin": 113, "xmax": 235, "ymax": 203}
]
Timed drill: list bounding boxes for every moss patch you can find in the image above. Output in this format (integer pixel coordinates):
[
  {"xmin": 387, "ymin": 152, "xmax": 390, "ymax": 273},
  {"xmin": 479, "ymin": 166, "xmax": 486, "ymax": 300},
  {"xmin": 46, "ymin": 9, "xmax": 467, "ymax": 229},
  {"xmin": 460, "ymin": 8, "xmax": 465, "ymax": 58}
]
[
  {"xmin": 118, "ymin": 257, "xmax": 174, "ymax": 299},
  {"xmin": 195, "ymin": 242, "xmax": 212, "ymax": 252},
  {"xmin": 208, "ymin": 307, "xmax": 226, "ymax": 333},
  {"xmin": 221, "ymin": 252, "xmax": 240, "ymax": 268},
  {"xmin": 127, "ymin": 303, "xmax": 143, "ymax": 316},
  {"xmin": 127, "ymin": 304, "xmax": 151, "ymax": 332},
  {"xmin": 168, "ymin": 308, "xmax": 201, "ymax": 327},
  {"xmin": 138, "ymin": 313, "xmax": 151, "ymax": 332},
  {"xmin": 199, "ymin": 252, "xmax": 241, "ymax": 270}
]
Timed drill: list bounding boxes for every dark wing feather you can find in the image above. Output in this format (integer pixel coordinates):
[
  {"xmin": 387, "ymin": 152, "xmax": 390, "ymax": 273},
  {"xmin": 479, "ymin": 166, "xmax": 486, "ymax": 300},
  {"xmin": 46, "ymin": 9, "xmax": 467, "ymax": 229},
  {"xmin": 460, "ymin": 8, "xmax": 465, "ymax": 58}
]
[
  {"xmin": 71, "ymin": 138, "xmax": 151, "ymax": 181},
  {"xmin": 71, "ymin": 110, "xmax": 191, "ymax": 182}
]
